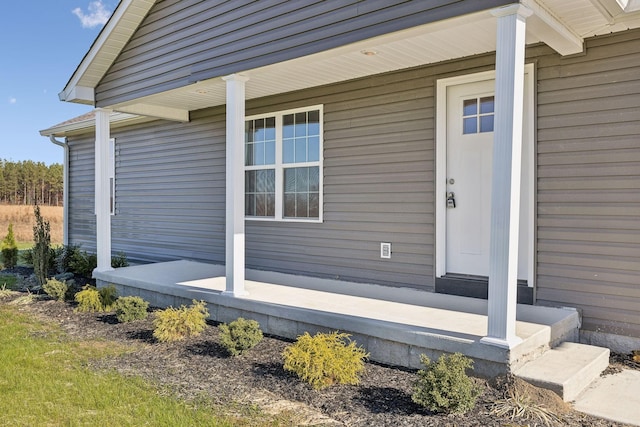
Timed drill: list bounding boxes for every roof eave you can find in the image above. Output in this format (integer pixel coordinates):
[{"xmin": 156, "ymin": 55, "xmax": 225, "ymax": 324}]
[
  {"xmin": 59, "ymin": 0, "xmax": 156, "ymax": 104},
  {"xmin": 39, "ymin": 111, "xmax": 149, "ymax": 137}
]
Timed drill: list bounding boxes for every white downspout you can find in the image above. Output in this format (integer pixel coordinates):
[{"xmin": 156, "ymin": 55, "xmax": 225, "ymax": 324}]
[{"xmin": 48, "ymin": 135, "xmax": 69, "ymax": 246}]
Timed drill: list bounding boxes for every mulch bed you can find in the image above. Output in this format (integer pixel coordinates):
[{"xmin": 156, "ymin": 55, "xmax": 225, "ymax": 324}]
[{"xmin": 1, "ymin": 269, "xmax": 636, "ymax": 426}]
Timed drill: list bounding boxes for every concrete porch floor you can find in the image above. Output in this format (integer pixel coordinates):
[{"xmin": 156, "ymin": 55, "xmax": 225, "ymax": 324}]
[{"xmin": 94, "ymin": 260, "xmax": 580, "ymax": 377}]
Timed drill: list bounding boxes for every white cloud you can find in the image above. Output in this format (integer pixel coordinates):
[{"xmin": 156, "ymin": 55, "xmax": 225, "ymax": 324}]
[
  {"xmin": 72, "ymin": 1, "xmax": 112, "ymax": 29},
  {"xmin": 8, "ymin": 97, "xmax": 16, "ymax": 104}
]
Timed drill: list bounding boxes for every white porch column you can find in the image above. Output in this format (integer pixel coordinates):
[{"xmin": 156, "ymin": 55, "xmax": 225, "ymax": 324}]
[
  {"xmin": 222, "ymin": 74, "xmax": 249, "ymax": 296},
  {"xmin": 94, "ymin": 108, "xmax": 113, "ymax": 273},
  {"xmin": 481, "ymin": 5, "xmax": 532, "ymax": 348}
]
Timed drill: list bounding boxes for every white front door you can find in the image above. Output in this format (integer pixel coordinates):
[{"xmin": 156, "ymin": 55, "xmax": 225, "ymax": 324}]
[{"xmin": 442, "ymin": 73, "xmax": 532, "ymax": 282}]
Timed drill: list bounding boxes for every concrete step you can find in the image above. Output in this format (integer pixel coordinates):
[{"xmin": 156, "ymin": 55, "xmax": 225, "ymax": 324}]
[{"xmin": 514, "ymin": 342, "xmax": 610, "ymax": 402}]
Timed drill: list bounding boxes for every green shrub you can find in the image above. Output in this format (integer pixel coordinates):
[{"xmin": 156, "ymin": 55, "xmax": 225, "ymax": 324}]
[
  {"xmin": 32, "ymin": 206, "xmax": 51, "ymax": 286},
  {"xmin": 114, "ymin": 296, "xmax": 149, "ymax": 323},
  {"xmin": 111, "ymin": 251, "xmax": 129, "ymax": 268},
  {"xmin": 21, "ymin": 248, "xmax": 34, "ymax": 266},
  {"xmin": 219, "ymin": 317, "xmax": 263, "ymax": 356},
  {"xmin": 412, "ymin": 352, "xmax": 480, "ymax": 414},
  {"xmin": 1, "ymin": 223, "xmax": 18, "ymax": 269},
  {"xmin": 74, "ymin": 284, "xmax": 118, "ymax": 312},
  {"xmin": 53, "ymin": 246, "xmax": 128, "ymax": 277},
  {"xmin": 98, "ymin": 285, "xmax": 118, "ymax": 310},
  {"xmin": 68, "ymin": 250, "xmax": 97, "ymax": 279},
  {"xmin": 153, "ymin": 300, "xmax": 209, "ymax": 342},
  {"xmin": 55, "ymin": 244, "xmax": 81, "ymax": 274},
  {"xmin": 282, "ymin": 331, "xmax": 368, "ymax": 390},
  {"xmin": 43, "ymin": 278, "xmax": 68, "ymax": 302}
]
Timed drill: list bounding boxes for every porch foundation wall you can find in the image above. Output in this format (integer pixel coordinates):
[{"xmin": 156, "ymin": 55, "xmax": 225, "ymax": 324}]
[
  {"xmin": 580, "ymin": 330, "xmax": 640, "ymax": 355},
  {"xmin": 100, "ymin": 277, "xmax": 511, "ymax": 376},
  {"xmin": 96, "ymin": 262, "xmax": 580, "ymax": 378}
]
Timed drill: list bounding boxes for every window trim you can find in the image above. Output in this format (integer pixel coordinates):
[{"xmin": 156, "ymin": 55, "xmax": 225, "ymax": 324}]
[{"xmin": 245, "ymin": 105, "xmax": 323, "ymax": 223}]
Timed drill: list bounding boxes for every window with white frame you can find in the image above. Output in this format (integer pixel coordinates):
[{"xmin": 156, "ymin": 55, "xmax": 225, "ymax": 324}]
[{"xmin": 244, "ymin": 106, "xmax": 322, "ymax": 221}]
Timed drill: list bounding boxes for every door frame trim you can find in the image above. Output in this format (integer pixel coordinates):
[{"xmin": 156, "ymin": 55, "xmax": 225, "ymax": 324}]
[{"xmin": 435, "ymin": 64, "xmax": 535, "ymax": 286}]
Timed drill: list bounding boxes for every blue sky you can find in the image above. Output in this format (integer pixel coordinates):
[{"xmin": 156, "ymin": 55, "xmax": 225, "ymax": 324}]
[{"xmin": 0, "ymin": 1, "xmax": 116, "ymax": 165}]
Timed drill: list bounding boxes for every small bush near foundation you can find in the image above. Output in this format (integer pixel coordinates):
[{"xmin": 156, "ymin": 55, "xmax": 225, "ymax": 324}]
[
  {"xmin": 43, "ymin": 278, "xmax": 68, "ymax": 302},
  {"xmin": 98, "ymin": 285, "xmax": 118, "ymax": 310},
  {"xmin": 55, "ymin": 244, "xmax": 81, "ymax": 274},
  {"xmin": 153, "ymin": 300, "xmax": 209, "ymax": 342},
  {"xmin": 114, "ymin": 296, "xmax": 149, "ymax": 323},
  {"xmin": 68, "ymin": 250, "xmax": 97, "ymax": 279},
  {"xmin": 74, "ymin": 284, "xmax": 117, "ymax": 312},
  {"xmin": 219, "ymin": 317, "xmax": 263, "ymax": 356},
  {"xmin": 282, "ymin": 331, "xmax": 368, "ymax": 390},
  {"xmin": 111, "ymin": 251, "xmax": 129, "ymax": 268},
  {"xmin": 412, "ymin": 352, "xmax": 480, "ymax": 414},
  {"xmin": 74, "ymin": 286, "xmax": 102, "ymax": 312}
]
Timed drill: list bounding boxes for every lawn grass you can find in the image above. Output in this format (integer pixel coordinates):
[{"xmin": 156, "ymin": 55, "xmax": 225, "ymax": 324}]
[{"xmin": 0, "ymin": 304, "xmax": 287, "ymax": 426}]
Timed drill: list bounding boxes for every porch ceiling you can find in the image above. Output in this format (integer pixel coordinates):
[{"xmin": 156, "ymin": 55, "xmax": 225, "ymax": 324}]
[{"xmin": 107, "ymin": 0, "xmax": 640, "ymax": 122}]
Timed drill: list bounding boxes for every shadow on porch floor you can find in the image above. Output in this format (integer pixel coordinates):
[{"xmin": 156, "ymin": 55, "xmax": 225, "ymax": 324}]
[{"xmin": 94, "ymin": 260, "xmax": 579, "ymax": 377}]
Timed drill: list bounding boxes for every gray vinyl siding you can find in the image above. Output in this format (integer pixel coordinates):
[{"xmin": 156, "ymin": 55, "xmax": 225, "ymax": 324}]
[
  {"xmin": 67, "ymin": 136, "xmax": 96, "ymax": 252},
  {"xmin": 66, "ymin": 112, "xmax": 226, "ymax": 264},
  {"xmin": 111, "ymin": 112, "xmax": 226, "ymax": 264},
  {"xmin": 243, "ymin": 68, "xmax": 438, "ymax": 288},
  {"xmin": 534, "ymin": 30, "xmax": 640, "ymax": 338},
  {"xmin": 95, "ymin": 0, "xmax": 512, "ymax": 107}
]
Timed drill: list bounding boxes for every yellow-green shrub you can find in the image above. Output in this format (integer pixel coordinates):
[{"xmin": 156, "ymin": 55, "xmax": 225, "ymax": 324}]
[
  {"xmin": 412, "ymin": 352, "xmax": 480, "ymax": 414},
  {"xmin": 74, "ymin": 284, "xmax": 117, "ymax": 312},
  {"xmin": 219, "ymin": 317, "xmax": 263, "ymax": 356},
  {"xmin": 43, "ymin": 278, "xmax": 68, "ymax": 301},
  {"xmin": 152, "ymin": 300, "xmax": 209, "ymax": 342},
  {"xmin": 114, "ymin": 296, "xmax": 149, "ymax": 323},
  {"xmin": 282, "ymin": 331, "xmax": 368, "ymax": 390},
  {"xmin": 74, "ymin": 286, "xmax": 102, "ymax": 312}
]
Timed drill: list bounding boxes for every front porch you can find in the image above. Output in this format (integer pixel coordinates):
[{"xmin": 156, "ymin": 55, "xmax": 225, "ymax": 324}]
[{"xmin": 95, "ymin": 260, "xmax": 579, "ymax": 377}]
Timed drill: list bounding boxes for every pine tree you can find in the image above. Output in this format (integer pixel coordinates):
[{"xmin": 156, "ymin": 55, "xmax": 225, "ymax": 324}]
[
  {"xmin": 32, "ymin": 206, "xmax": 51, "ymax": 286},
  {"xmin": 1, "ymin": 223, "xmax": 18, "ymax": 268}
]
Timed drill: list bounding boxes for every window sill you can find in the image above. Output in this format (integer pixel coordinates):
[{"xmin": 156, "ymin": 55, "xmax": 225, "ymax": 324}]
[{"xmin": 245, "ymin": 216, "xmax": 323, "ymax": 224}]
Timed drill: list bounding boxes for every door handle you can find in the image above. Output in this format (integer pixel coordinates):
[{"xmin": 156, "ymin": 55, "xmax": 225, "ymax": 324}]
[{"xmin": 447, "ymin": 192, "xmax": 456, "ymax": 208}]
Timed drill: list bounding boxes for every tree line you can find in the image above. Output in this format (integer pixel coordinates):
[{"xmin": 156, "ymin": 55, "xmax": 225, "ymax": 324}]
[{"xmin": 0, "ymin": 160, "xmax": 63, "ymax": 206}]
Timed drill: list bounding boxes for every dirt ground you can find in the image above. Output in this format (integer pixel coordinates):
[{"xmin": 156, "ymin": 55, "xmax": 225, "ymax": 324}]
[{"xmin": 2, "ymin": 285, "xmax": 637, "ymax": 427}]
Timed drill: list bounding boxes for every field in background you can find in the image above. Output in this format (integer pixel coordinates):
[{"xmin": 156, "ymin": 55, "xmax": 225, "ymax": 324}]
[{"xmin": 0, "ymin": 205, "xmax": 63, "ymax": 246}]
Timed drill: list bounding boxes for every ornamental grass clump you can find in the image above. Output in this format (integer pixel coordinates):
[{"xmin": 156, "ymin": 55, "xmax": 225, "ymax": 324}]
[
  {"xmin": 114, "ymin": 296, "xmax": 149, "ymax": 323},
  {"xmin": 152, "ymin": 300, "xmax": 209, "ymax": 342},
  {"xmin": 282, "ymin": 331, "xmax": 368, "ymax": 390},
  {"xmin": 412, "ymin": 352, "xmax": 481, "ymax": 414},
  {"xmin": 219, "ymin": 317, "xmax": 263, "ymax": 356},
  {"xmin": 43, "ymin": 278, "xmax": 68, "ymax": 302}
]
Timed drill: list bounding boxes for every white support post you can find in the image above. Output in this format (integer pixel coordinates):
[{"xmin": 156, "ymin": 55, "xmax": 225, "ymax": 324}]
[
  {"xmin": 481, "ymin": 5, "xmax": 532, "ymax": 349},
  {"xmin": 94, "ymin": 108, "xmax": 113, "ymax": 274},
  {"xmin": 222, "ymin": 74, "xmax": 249, "ymax": 296}
]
